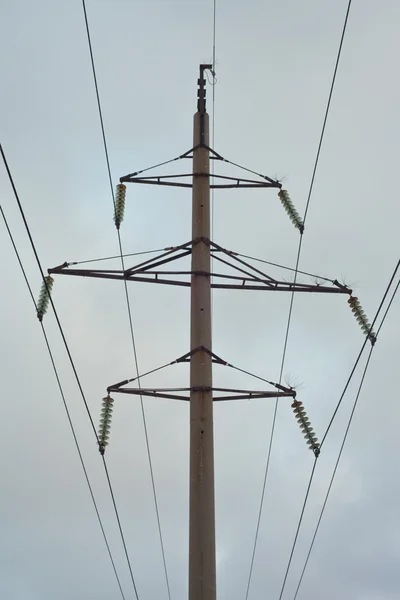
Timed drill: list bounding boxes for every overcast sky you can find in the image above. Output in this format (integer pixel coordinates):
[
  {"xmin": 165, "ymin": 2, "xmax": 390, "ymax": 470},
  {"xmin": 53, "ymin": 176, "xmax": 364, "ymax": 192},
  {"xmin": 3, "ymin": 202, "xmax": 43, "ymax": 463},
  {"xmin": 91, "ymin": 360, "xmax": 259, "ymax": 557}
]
[{"xmin": 1, "ymin": 1, "xmax": 400, "ymax": 599}]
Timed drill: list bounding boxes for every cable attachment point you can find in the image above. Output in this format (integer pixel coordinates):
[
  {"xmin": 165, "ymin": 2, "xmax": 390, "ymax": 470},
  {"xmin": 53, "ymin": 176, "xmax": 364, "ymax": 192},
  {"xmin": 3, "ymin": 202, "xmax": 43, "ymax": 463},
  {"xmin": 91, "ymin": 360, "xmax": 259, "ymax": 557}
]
[
  {"xmin": 291, "ymin": 399, "xmax": 320, "ymax": 457},
  {"xmin": 347, "ymin": 296, "xmax": 376, "ymax": 345},
  {"xmin": 36, "ymin": 275, "xmax": 54, "ymax": 322},
  {"xmin": 278, "ymin": 190, "xmax": 304, "ymax": 234},
  {"xmin": 98, "ymin": 394, "xmax": 114, "ymax": 455},
  {"xmin": 114, "ymin": 184, "xmax": 126, "ymax": 230}
]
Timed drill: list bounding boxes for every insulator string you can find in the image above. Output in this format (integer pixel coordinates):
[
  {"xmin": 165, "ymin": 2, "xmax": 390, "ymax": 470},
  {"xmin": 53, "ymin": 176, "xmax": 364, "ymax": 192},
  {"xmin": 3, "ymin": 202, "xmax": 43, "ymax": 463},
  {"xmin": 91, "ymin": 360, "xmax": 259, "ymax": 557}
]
[
  {"xmin": 114, "ymin": 184, "xmax": 126, "ymax": 230},
  {"xmin": 278, "ymin": 190, "xmax": 304, "ymax": 233},
  {"xmin": 98, "ymin": 395, "xmax": 114, "ymax": 455},
  {"xmin": 292, "ymin": 400, "xmax": 320, "ymax": 457},
  {"xmin": 348, "ymin": 296, "xmax": 376, "ymax": 344},
  {"xmin": 36, "ymin": 275, "xmax": 54, "ymax": 322}
]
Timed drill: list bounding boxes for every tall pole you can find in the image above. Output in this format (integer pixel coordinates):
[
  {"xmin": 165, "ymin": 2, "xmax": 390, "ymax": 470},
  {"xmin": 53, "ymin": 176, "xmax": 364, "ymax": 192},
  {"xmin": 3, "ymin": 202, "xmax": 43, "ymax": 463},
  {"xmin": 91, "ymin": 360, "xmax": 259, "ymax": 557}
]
[
  {"xmin": 189, "ymin": 66, "xmax": 216, "ymax": 600},
  {"xmin": 44, "ymin": 62, "xmax": 361, "ymax": 600}
]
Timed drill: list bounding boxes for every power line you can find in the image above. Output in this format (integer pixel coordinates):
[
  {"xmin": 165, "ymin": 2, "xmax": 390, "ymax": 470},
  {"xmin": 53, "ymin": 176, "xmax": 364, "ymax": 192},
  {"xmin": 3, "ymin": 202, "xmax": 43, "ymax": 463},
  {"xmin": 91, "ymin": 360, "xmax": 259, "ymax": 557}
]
[
  {"xmin": 292, "ymin": 275, "xmax": 400, "ymax": 599},
  {"xmin": 303, "ymin": 0, "xmax": 353, "ymax": 224},
  {"xmin": 103, "ymin": 458, "xmax": 141, "ymax": 600},
  {"xmin": 80, "ymin": 2, "xmax": 172, "ymax": 598},
  {"xmin": 119, "ymin": 256, "xmax": 172, "ymax": 600},
  {"xmin": 292, "ymin": 348, "xmax": 370, "ymax": 600},
  {"xmin": 0, "ymin": 202, "xmax": 126, "ymax": 600},
  {"xmin": 245, "ymin": 2, "xmax": 353, "ymax": 597},
  {"xmin": 1, "ymin": 144, "xmax": 140, "ymax": 599},
  {"xmin": 374, "ymin": 277, "xmax": 400, "ymax": 337},
  {"xmin": 245, "ymin": 238, "xmax": 303, "ymax": 600},
  {"xmin": 279, "ymin": 458, "xmax": 318, "ymax": 600},
  {"xmin": 277, "ymin": 260, "xmax": 399, "ymax": 600},
  {"xmin": 0, "ymin": 144, "xmax": 98, "ymax": 438},
  {"xmin": 321, "ymin": 258, "xmax": 400, "ymax": 446},
  {"xmin": 212, "ymin": 0, "xmax": 216, "ymax": 72}
]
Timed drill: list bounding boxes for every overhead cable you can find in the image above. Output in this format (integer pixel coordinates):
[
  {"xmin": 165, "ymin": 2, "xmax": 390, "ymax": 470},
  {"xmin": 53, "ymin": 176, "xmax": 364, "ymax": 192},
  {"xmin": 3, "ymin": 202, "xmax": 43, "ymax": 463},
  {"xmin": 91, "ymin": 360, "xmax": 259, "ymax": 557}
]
[
  {"xmin": 277, "ymin": 259, "xmax": 399, "ymax": 600},
  {"xmin": 292, "ymin": 275, "xmax": 400, "ymax": 600},
  {"xmin": 0, "ymin": 201, "xmax": 127, "ymax": 600},
  {"xmin": 80, "ymin": 2, "xmax": 171, "ymax": 597},
  {"xmin": 1, "ymin": 144, "xmax": 140, "ymax": 599},
  {"xmin": 245, "ymin": 2, "xmax": 354, "ymax": 597}
]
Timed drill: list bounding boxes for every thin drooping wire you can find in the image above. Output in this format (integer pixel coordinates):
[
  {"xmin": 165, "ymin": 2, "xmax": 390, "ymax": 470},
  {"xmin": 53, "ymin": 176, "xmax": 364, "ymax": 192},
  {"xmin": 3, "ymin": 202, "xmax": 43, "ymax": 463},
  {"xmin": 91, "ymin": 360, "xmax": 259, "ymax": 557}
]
[
  {"xmin": 303, "ymin": 0, "xmax": 352, "ymax": 224},
  {"xmin": 235, "ymin": 251, "xmax": 334, "ymax": 283},
  {"xmin": 0, "ymin": 143, "xmax": 98, "ymax": 439},
  {"xmin": 292, "ymin": 279, "xmax": 399, "ymax": 600},
  {"xmin": 227, "ymin": 364, "xmax": 281, "ymax": 388},
  {"xmin": 374, "ymin": 277, "xmax": 400, "ymax": 338},
  {"xmin": 221, "ymin": 156, "xmax": 279, "ymax": 184},
  {"xmin": 244, "ymin": 238, "xmax": 303, "ymax": 600},
  {"xmin": 212, "ymin": 0, "xmax": 216, "ymax": 72},
  {"xmin": 0, "ymin": 204, "xmax": 37, "ymax": 306},
  {"xmin": 110, "ymin": 360, "xmax": 176, "ymax": 389},
  {"xmin": 117, "ymin": 264, "xmax": 172, "ymax": 600},
  {"xmin": 321, "ymin": 258, "xmax": 400, "ymax": 446},
  {"xmin": 0, "ymin": 203, "xmax": 126, "ymax": 600},
  {"xmin": 292, "ymin": 349, "xmax": 369, "ymax": 599},
  {"xmin": 102, "ymin": 458, "xmax": 140, "ymax": 600},
  {"xmin": 1, "ymin": 146, "xmax": 141, "ymax": 598},
  {"xmin": 277, "ymin": 263, "xmax": 400, "ymax": 600},
  {"xmin": 123, "ymin": 154, "xmax": 184, "ymax": 179},
  {"xmin": 81, "ymin": 0, "xmax": 114, "ymax": 203},
  {"xmin": 113, "ymin": 356, "xmax": 282, "ymax": 394},
  {"xmin": 278, "ymin": 458, "xmax": 318, "ymax": 600},
  {"xmin": 245, "ymin": 3, "xmax": 353, "ymax": 596},
  {"xmin": 71, "ymin": 248, "xmax": 166, "ymax": 265},
  {"xmin": 81, "ymin": 3, "xmax": 171, "ymax": 597}
]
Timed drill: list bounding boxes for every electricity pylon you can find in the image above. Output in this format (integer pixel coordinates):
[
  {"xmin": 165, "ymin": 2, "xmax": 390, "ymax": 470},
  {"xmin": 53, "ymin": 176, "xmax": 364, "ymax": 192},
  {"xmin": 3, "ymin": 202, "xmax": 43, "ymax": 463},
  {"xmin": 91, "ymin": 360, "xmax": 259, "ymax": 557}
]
[{"xmin": 38, "ymin": 64, "xmax": 376, "ymax": 600}]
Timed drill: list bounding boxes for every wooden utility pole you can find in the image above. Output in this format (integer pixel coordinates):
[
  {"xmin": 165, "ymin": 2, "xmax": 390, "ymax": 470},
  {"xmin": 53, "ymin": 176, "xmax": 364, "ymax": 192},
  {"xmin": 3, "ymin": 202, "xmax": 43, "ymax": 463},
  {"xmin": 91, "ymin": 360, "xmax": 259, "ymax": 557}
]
[{"xmin": 189, "ymin": 66, "xmax": 216, "ymax": 600}]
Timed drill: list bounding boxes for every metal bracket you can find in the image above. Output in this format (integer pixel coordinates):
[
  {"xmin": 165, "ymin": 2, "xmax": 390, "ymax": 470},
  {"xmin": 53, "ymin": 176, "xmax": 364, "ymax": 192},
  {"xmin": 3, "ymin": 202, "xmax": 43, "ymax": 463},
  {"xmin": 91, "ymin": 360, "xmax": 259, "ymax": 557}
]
[
  {"xmin": 176, "ymin": 346, "xmax": 229, "ymax": 365},
  {"xmin": 106, "ymin": 346, "xmax": 296, "ymax": 402},
  {"xmin": 198, "ymin": 64, "xmax": 213, "ymax": 114},
  {"xmin": 119, "ymin": 172, "xmax": 280, "ymax": 190},
  {"xmin": 107, "ymin": 386, "xmax": 295, "ymax": 403},
  {"xmin": 48, "ymin": 239, "xmax": 352, "ymax": 295},
  {"xmin": 119, "ymin": 142, "xmax": 281, "ymax": 189}
]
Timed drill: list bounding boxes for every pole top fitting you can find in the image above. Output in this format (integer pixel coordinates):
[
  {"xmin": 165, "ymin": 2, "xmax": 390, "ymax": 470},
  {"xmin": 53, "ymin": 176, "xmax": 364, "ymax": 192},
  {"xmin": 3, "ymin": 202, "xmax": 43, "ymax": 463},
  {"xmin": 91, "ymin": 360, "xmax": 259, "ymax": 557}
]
[{"xmin": 197, "ymin": 64, "xmax": 213, "ymax": 114}]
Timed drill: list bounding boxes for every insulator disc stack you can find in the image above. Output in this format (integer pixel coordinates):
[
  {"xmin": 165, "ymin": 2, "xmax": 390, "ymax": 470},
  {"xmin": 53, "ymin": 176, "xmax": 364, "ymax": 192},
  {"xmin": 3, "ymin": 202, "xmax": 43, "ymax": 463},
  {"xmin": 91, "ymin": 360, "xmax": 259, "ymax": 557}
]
[
  {"xmin": 114, "ymin": 183, "xmax": 126, "ymax": 229},
  {"xmin": 98, "ymin": 394, "xmax": 114, "ymax": 455},
  {"xmin": 291, "ymin": 399, "xmax": 320, "ymax": 457},
  {"xmin": 278, "ymin": 190, "xmax": 304, "ymax": 233},
  {"xmin": 36, "ymin": 275, "xmax": 54, "ymax": 322},
  {"xmin": 347, "ymin": 296, "xmax": 376, "ymax": 345}
]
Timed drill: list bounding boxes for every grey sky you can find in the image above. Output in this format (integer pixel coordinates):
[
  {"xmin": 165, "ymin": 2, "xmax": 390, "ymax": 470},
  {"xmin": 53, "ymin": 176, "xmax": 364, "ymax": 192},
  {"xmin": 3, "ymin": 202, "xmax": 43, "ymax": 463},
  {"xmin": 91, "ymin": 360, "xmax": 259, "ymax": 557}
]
[{"xmin": 1, "ymin": 0, "xmax": 399, "ymax": 599}]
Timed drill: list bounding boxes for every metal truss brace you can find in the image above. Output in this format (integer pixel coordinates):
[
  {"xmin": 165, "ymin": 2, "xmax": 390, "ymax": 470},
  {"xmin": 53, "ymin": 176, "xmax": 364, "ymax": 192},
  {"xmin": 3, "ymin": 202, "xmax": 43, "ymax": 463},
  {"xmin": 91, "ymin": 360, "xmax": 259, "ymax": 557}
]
[{"xmin": 48, "ymin": 238, "xmax": 352, "ymax": 295}]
